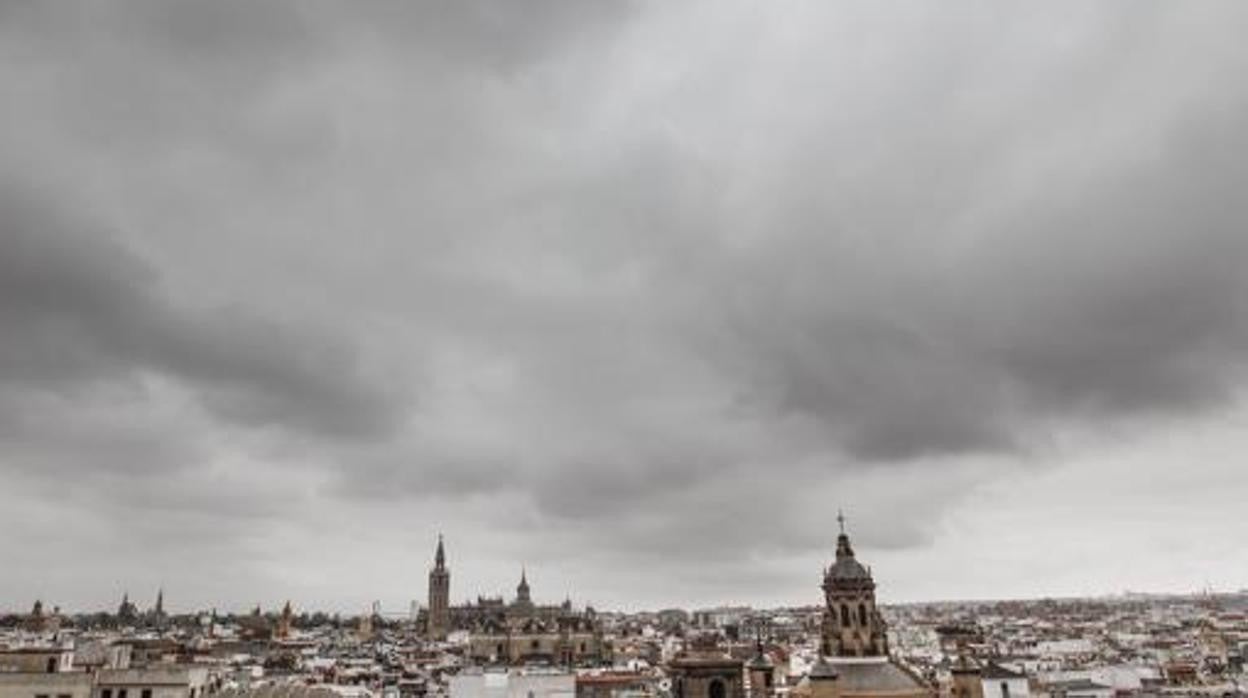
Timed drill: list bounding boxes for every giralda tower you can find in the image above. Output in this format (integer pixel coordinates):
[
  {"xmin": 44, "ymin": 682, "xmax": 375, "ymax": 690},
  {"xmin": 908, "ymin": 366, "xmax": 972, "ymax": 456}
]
[{"xmin": 427, "ymin": 535, "xmax": 450, "ymax": 639}]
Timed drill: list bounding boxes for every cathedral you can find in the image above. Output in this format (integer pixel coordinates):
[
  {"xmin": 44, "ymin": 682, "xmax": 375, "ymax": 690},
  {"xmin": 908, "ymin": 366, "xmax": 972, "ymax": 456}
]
[{"xmin": 421, "ymin": 537, "xmax": 608, "ymax": 666}]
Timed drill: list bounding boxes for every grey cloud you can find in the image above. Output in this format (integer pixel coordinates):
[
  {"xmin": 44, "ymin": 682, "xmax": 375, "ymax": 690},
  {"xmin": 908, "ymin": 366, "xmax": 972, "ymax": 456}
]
[
  {"xmin": 2, "ymin": 1, "xmax": 1248, "ymax": 610},
  {"xmin": 0, "ymin": 184, "xmax": 405, "ymax": 439},
  {"xmin": 690, "ymin": 75, "xmax": 1248, "ymax": 464}
]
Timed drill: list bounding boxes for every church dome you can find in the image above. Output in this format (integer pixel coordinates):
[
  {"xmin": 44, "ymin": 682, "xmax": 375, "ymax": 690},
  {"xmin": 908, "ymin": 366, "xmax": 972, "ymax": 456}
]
[
  {"xmin": 824, "ymin": 531, "xmax": 873, "ymax": 585},
  {"xmin": 827, "ymin": 555, "xmax": 871, "ymax": 580}
]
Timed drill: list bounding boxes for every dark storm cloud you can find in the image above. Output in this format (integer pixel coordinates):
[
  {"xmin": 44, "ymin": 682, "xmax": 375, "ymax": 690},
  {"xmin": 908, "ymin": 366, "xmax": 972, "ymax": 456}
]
[
  {"xmin": 701, "ymin": 100, "xmax": 1248, "ymax": 461},
  {"xmin": 0, "ymin": 184, "xmax": 403, "ymax": 439},
  {"xmin": 2, "ymin": 1, "xmax": 1248, "ymax": 610}
]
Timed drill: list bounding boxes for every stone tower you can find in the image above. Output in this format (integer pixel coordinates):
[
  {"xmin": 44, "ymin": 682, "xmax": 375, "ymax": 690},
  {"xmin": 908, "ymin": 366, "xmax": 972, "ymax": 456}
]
[
  {"xmin": 514, "ymin": 567, "xmax": 534, "ymax": 612},
  {"xmin": 276, "ymin": 601, "xmax": 294, "ymax": 639},
  {"xmin": 427, "ymin": 535, "xmax": 450, "ymax": 639},
  {"xmin": 820, "ymin": 512, "xmax": 888, "ymax": 657},
  {"xmin": 118, "ymin": 592, "xmax": 138, "ymax": 625}
]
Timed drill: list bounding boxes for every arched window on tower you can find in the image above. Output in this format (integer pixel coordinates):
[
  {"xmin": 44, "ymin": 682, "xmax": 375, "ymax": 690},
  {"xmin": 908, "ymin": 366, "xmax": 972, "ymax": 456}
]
[
  {"xmin": 709, "ymin": 679, "xmax": 726, "ymax": 698},
  {"xmin": 840, "ymin": 604, "xmax": 850, "ymax": 627},
  {"xmin": 858, "ymin": 603, "xmax": 867, "ymax": 626}
]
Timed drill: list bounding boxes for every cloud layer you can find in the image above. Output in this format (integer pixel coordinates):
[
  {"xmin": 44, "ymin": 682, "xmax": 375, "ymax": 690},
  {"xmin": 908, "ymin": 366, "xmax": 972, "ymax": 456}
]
[{"xmin": 2, "ymin": 1, "xmax": 1247, "ymax": 611}]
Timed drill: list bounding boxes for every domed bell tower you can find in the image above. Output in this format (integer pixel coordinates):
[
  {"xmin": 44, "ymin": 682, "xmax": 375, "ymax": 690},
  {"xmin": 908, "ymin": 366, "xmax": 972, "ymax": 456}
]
[{"xmin": 821, "ymin": 512, "xmax": 888, "ymax": 657}]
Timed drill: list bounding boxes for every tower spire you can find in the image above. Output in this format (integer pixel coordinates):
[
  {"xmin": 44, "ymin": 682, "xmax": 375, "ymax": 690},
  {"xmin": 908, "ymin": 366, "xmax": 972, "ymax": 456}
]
[
  {"xmin": 837, "ymin": 508, "xmax": 846, "ymax": 535},
  {"xmin": 435, "ymin": 534, "xmax": 446, "ymax": 568},
  {"xmin": 516, "ymin": 565, "xmax": 532, "ymax": 607}
]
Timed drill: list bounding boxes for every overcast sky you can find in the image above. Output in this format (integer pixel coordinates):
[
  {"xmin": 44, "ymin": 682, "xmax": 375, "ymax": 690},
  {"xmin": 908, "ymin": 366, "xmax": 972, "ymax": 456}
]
[{"xmin": 2, "ymin": 1, "xmax": 1247, "ymax": 615}]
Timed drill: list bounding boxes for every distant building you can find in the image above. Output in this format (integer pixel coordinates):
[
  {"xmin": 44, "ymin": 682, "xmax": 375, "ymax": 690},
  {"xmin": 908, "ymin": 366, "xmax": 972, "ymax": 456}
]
[
  {"xmin": 465, "ymin": 571, "xmax": 607, "ymax": 666},
  {"xmin": 428, "ymin": 536, "xmax": 450, "ymax": 640},
  {"xmin": 0, "ymin": 670, "xmax": 93, "ymax": 698},
  {"xmin": 21, "ymin": 601, "xmax": 61, "ymax": 634},
  {"xmin": 449, "ymin": 670, "xmax": 574, "ymax": 698},
  {"xmin": 116, "ymin": 639, "xmax": 182, "ymax": 668},
  {"xmin": 237, "ymin": 607, "xmax": 274, "ymax": 642},
  {"xmin": 275, "ymin": 602, "xmax": 294, "ymax": 640},
  {"xmin": 1039, "ymin": 679, "xmax": 1111, "ymax": 698},
  {"xmin": 0, "ymin": 647, "xmax": 91, "ymax": 698},
  {"xmin": 575, "ymin": 672, "xmax": 659, "ymax": 698},
  {"xmin": 72, "ymin": 642, "xmax": 132, "ymax": 674},
  {"xmin": 668, "ymin": 636, "xmax": 745, "ymax": 698},
  {"xmin": 94, "ymin": 667, "xmax": 216, "ymax": 698},
  {"xmin": 0, "ymin": 647, "xmax": 75, "ymax": 675},
  {"xmin": 118, "ymin": 594, "xmax": 139, "ymax": 626},
  {"xmin": 418, "ymin": 538, "xmax": 606, "ymax": 666},
  {"xmin": 979, "ymin": 663, "xmax": 1028, "ymax": 698}
]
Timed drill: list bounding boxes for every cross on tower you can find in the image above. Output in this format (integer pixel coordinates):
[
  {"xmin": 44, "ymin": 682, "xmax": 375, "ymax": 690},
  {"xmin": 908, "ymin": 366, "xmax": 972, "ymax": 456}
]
[{"xmin": 837, "ymin": 509, "xmax": 846, "ymax": 534}]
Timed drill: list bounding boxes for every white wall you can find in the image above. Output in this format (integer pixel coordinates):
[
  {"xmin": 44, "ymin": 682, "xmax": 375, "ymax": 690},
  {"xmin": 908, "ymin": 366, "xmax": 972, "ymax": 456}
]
[{"xmin": 981, "ymin": 677, "xmax": 1028, "ymax": 698}]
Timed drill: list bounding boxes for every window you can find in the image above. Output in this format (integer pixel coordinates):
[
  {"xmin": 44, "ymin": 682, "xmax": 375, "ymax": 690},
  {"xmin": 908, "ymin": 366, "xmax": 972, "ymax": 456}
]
[
  {"xmin": 142, "ymin": 690, "xmax": 152, "ymax": 698},
  {"xmin": 709, "ymin": 679, "xmax": 726, "ymax": 698},
  {"xmin": 840, "ymin": 604, "xmax": 850, "ymax": 627},
  {"xmin": 1001, "ymin": 683, "xmax": 1010, "ymax": 698},
  {"xmin": 531, "ymin": 639, "xmax": 540, "ymax": 650},
  {"xmin": 103, "ymin": 689, "xmax": 113, "ymax": 698},
  {"xmin": 47, "ymin": 657, "xmax": 58, "ymax": 673},
  {"xmin": 858, "ymin": 604, "xmax": 867, "ymax": 626},
  {"xmin": 58, "ymin": 694, "xmax": 72, "ymax": 698},
  {"xmin": 36, "ymin": 693, "xmax": 50, "ymax": 698},
  {"xmin": 119, "ymin": 689, "xmax": 128, "ymax": 698}
]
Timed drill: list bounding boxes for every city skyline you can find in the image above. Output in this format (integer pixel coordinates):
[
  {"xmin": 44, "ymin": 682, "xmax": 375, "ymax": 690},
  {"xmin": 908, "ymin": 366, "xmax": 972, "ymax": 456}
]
[
  {"xmin": 3, "ymin": 2, "xmax": 1248, "ymax": 613},
  {"xmin": 5, "ymin": 525, "xmax": 1244, "ymax": 616}
]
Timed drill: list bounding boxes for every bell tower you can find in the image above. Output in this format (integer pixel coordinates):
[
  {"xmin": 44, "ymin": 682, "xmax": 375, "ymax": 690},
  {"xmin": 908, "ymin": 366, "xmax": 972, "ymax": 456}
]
[
  {"xmin": 820, "ymin": 511, "xmax": 888, "ymax": 657},
  {"xmin": 427, "ymin": 534, "xmax": 450, "ymax": 639}
]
